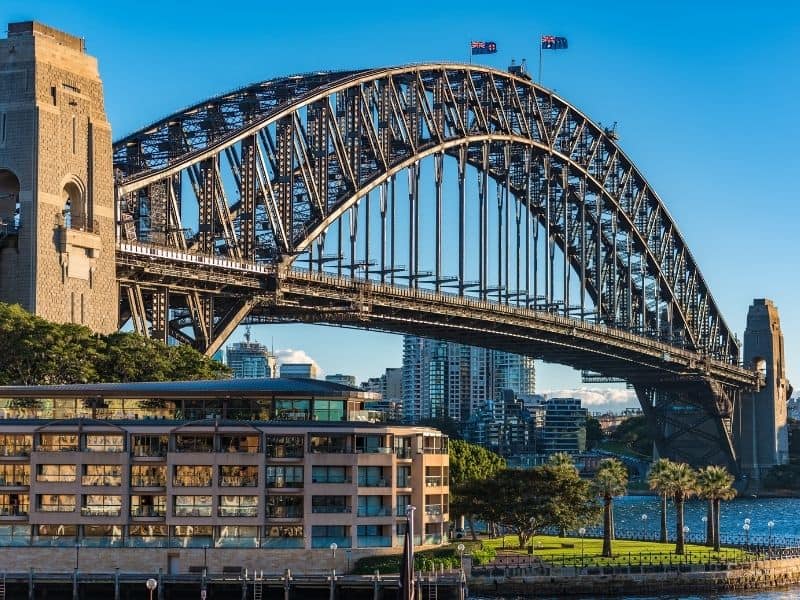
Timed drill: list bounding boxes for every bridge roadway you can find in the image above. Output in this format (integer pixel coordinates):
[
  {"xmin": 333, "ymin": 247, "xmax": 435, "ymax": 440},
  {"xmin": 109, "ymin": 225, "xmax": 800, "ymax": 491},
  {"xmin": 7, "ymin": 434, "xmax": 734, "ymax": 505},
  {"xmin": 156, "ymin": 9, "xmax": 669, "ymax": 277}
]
[{"xmin": 117, "ymin": 242, "xmax": 759, "ymax": 391}]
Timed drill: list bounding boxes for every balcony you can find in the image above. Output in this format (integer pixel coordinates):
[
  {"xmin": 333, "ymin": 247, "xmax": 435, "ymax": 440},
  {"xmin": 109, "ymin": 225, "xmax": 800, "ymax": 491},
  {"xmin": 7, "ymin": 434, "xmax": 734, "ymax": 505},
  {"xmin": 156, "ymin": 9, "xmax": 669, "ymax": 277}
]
[
  {"xmin": 425, "ymin": 476, "xmax": 446, "ymax": 487},
  {"xmin": 424, "ymin": 504, "xmax": 443, "ymax": 516},
  {"xmin": 358, "ymin": 479, "xmax": 389, "ymax": 488},
  {"xmin": 0, "ymin": 505, "xmax": 28, "ymax": 517},
  {"xmin": 395, "ymin": 448, "xmax": 412, "ymax": 459},
  {"xmin": 266, "ymin": 507, "xmax": 303, "ymax": 519},
  {"xmin": 131, "ymin": 476, "xmax": 166, "ymax": 487},
  {"xmin": 0, "ymin": 447, "xmax": 31, "ymax": 458},
  {"xmin": 81, "ymin": 476, "xmax": 121, "ymax": 487},
  {"xmin": 423, "ymin": 534, "xmax": 444, "ymax": 545},
  {"xmin": 266, "ymin": 480, "xmax": 303, "ymax": 489},
  {"xmin": 0, "ymin": 475, "xmax": 29, "ymax": 486},
  {"xmin": 173, "ymin": 477, "xmax": 212, "ymax": 488},
  {"xmin": 37, "ymin": 505, "xmax": 75, "ymax": 513},
  {"xmin": 311, "ymin": 477, "xmax": 351, "ymax": 485},
  {"xmin": 174, "ymin": 507, "xmax": 213, "ymax": 518},
  {"xmin": 357, "ymin": 535, "xmax": 392, "ymax": 548}
]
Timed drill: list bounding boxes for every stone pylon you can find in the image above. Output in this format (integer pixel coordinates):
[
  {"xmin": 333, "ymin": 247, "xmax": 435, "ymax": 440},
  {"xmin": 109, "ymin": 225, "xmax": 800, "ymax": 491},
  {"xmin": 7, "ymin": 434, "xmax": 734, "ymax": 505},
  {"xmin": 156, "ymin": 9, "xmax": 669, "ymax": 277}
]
[
  {"xmin": 736, "ymin": 299, "xmax": 790, "ymax": 484},
  {"xmin": 0, "ymin": 22, "xmax": 117, "ymax": 332}
]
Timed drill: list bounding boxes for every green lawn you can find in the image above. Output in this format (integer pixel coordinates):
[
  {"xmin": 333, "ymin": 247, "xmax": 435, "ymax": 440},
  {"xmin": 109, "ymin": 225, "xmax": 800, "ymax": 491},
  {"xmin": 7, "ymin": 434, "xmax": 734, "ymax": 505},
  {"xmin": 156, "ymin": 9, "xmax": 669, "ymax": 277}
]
[{"xmin": 469, "ymin": 534, "xmax": 746, "ymax": 567}]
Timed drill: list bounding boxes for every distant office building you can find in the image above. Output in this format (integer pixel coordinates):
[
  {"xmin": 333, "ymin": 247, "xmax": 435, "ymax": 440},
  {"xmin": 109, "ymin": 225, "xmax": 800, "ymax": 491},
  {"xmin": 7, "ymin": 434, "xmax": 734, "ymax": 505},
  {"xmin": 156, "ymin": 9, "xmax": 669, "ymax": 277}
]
[
  {"xmin": 537, "ymin": 397, "xmax": 588, "ymax": 455},
  {"xmin": 226, "ymin": 328, "xmax": 277, "ymax": 378},
  {"xmin": 402, "ymin": 336, "xmax": 535, "ymax": 423},
  {"xmin": 326, "ymin": 374, "xmax": 357, "ymax": 387},
  {"xmin": 280, "ymin": 363, "xmax": 319, "ymax": 379},
  {"xmin": 384, "ymin": 368, "xmax": 402, "ymax": 401}
]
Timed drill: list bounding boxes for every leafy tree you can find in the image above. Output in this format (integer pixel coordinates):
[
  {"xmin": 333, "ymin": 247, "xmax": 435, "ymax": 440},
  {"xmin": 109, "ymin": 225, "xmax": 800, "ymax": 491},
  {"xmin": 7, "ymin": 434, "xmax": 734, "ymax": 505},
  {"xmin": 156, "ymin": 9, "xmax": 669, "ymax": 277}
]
[
  {"xmin": 477, "ymin": 466, "xmax": 595, "ymax": 549},
  {"xmin": 546, "ymin": 453, "xmax": 583, "ymax": 536},
  {"xmin": 610, "ymin": 415, "xmax": 652, "ymax": 456},
  {"xmin": 0, "ymin": 302, "xmax": 230, "ymax": 387},
  {"xmin": 662, "ymin": 462, "xmax": 697, "ymax": 555},
  {"xmin": 593, "ymin": 458, "xmax": 628, "ymax": 557},
  {"xmin": 696, "ymin": 465, "xmax": 736, "ymax": 551},
  {"xmin": 647, "ymin": 458, "xmax": 675, "ymax": 543},
  {"xmin": 585, "ymin": 417, "xmax": 603, "ymax": 450},
  {"xmin": 448, "ymin": 440, "xmax": 505, "ymax": 540}
]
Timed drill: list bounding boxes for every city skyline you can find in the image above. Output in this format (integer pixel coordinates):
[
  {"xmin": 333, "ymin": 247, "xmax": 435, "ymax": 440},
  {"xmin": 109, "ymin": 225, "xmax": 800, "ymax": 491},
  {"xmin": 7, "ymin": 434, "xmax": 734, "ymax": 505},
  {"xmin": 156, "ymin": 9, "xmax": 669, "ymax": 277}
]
[{"xmin": 2, "ymin": 1, "xmax": 797, "ymax": 407}]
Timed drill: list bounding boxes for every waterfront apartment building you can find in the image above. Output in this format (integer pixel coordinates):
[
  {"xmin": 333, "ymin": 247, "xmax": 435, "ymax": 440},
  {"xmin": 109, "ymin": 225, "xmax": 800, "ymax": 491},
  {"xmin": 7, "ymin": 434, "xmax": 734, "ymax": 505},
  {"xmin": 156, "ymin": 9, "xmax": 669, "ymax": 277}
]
[{"xmin": 0, "ymin": 379, "xmax": 448, "ymax": 572}]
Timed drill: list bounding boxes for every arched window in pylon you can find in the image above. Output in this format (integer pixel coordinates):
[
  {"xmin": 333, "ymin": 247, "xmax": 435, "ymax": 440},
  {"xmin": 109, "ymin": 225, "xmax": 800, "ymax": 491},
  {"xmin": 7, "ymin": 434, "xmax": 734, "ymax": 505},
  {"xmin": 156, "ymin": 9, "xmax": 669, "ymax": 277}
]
[
  {"xmin": 0, "ymin": 169, "xmax": 20, "ymax": 230},
  {"xmin": 62, "ymin": 178, "xmax": 87, "ymax": 231}
]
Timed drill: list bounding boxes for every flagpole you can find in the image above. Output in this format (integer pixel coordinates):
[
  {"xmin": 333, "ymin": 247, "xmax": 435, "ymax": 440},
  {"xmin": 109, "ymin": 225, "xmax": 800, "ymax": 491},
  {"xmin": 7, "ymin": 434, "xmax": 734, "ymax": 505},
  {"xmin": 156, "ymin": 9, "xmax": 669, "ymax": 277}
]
[
  {"xmin": 538, "ymin": 35, "xmax": 543, "ymax": 84},
  {"xmin": 406, "ymin": 504, "xmax": 416, "ymax": 600}
]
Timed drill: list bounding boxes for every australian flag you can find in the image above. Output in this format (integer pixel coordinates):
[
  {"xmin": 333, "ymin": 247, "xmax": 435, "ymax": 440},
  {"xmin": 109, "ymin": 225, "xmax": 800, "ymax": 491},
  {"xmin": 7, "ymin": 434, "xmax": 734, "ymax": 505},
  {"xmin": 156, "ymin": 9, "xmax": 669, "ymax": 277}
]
[
  {"xmin": 471, "ymin": 41, "xmax": 497, "ymax": 55},
  {"xmin": 541, "ymin": 35, "xmax": 568, "ymax": 50}
]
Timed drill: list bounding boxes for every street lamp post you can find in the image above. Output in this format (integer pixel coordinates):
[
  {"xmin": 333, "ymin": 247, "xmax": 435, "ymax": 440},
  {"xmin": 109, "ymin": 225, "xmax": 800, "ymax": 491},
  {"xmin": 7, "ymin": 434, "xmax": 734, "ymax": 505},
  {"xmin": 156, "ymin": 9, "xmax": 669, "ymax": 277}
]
[
  {"xmin": 640, "ymin": 514, "xmax": 648, "ymax": 539},
  {"xmin": 457, "ymin": 543, "xmax": 465, "ymax": 573},
  {"xmin": 701, "ymin": 516, "xmax": 708, "ymax": 546},
  {"xmin": 146, "ymin": 578, "xmax": 157, "ymax": 600},
  {"xmin": 743, "ymin": 523, "xmax": 750, "ymax": 546},
  {"xmin": 768, "ymin": 520, "xmax": 775, "ymax": 546},
  {"xmin": 74, "ymin": 543, "xmax": 80, "ymax": 570},
  {"xmin": 578, "ymin": 527, "xmax": 586, "ymax": 566}
]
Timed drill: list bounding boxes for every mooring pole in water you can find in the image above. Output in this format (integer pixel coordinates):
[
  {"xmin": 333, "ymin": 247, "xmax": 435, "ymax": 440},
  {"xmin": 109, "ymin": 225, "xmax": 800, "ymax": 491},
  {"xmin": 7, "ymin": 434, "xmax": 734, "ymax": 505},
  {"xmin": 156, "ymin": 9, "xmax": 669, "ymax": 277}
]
[
  {"xmin": 372, "ymin": 569, "xmax": 382, "ymax": 600},
  {"xmin": 27, "ymin": 568, "xmax": 33, "ymax": 600},
  {"xmin": 72, "ymin": 567, "xmax": 78, "ymax": 600},
  {"xmin": 114, "ymin": 567, "xmax": 120, "ymax": 600},
  {"xmin": 157, "ymin": 568, "xmax": 164, "ymax": 600},
  {"xmin": 283, "ymin": 568, "xmax": 292, "ymax": 600}
]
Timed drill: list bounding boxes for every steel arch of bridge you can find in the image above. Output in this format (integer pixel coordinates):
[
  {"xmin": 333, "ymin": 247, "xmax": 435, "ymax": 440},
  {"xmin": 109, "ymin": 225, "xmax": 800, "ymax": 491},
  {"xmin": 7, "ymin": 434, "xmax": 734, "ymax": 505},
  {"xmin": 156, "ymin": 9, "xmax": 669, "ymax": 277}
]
[{"xmin": 114, "ymin": 63, "xmax": 739, "ymax": 368}]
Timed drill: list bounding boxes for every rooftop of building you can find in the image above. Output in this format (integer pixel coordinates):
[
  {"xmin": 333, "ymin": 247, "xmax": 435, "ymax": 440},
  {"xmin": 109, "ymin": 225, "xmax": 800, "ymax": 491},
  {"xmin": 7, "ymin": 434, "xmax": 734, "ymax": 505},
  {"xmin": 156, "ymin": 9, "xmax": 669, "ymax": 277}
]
[
  {"xmin": 7, "ymin": 21, "xmax": 85, "ymax": 52},
  {"xmin": 0, "ymin": 377, "xmax": 361, "ymax": 399}
]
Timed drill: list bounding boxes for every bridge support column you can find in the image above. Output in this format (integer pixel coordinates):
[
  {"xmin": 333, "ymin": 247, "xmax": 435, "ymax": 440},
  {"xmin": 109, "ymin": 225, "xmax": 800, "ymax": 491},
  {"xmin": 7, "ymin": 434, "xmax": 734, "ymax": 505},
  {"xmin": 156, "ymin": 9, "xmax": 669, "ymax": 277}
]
[
  {"xmin": 736, "ymin": 299, "xmax": 789, "ymax": 485},
  {"xmin": 0, "ymin": 22, "xmax": 118, "ymax": 332}
]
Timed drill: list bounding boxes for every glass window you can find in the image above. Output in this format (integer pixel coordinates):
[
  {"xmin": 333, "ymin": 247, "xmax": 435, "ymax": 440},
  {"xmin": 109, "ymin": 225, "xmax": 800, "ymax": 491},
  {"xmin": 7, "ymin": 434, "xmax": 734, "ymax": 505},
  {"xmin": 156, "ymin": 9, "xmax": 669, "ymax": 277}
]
[
  {"xmin": 170, "ymin": 525, "xmax": 213, "ymax": 548},
  {"xmin": 131, "ymin": 465, "xmax": 166, "ymax": 487},
  {"xmin": 173, "ymin": 465, "xmax": 212, "ymax": 487},
  {"xmin": 84, "ymin": 434, "xmax": 124, "ymax": 452},
  {"xmin": 311, "ymin": 466, "xmax": 350, "ymax": 484},
  {"xmin": 82, "ymin": 524, "xmax": 123, "ymax": 547},
  {"xmin": 397, "ymin": 466, "xmax": 411, "ymax": 488},
  {"xmin": 311, "ymin": 525, "xmax": 351, "ymax": 548},
  {"xmin": 130, "ymin": 495, "xmax": 166, "ymax": 517},
  {"xmin": 355, "ymin": 435, "xmax": 383, "ymax": 453},
  {"xmin": 38, "ymin": 434, "xmax": 78, "ymax": 452},
  {"xmin": 313, "ymin": 399, "xmax": 344, "ymax": 421},
  {"xmin": 0, "ymin": 524, "xmax": 31, "ymax": 546},
  {"xmin": 265, "ymin": 435, "xmax": 304, "ymax": 458},
  {"xmin": 173, "ymin": 496, "xmax": 212, "ymax": 517},
  {"xmin": 219, "ymin": 465, "xmax": 258, "ymax": 487},
  {"xmin": 274, "ymin": 399, "xmax": 310, "ymax": 420},
  {"xmin": 422, "ymin": 435, "xmax": 448, "ymax": 454},
  {"xmin": 262, "ymin": 524, "xmax": 303, "ymax": 548},
  {"xmin": 82, "ymin": 495, "xmax": 122, "ymax": 516},
  {"xmin": 82, "ymin": 465, "xmax": 122, "ymax": 486},
  {"xmin": 37, "ymin": 494, "xmax": 75, "ymax": 512},
  {"xmin": 0, "ymin": 493, "xmax": 28, "ymax": 516},
  {"xmin": 175, "ymin": 435, "xmax": 213, "ymax": 453},
  {"xmin": 37, "ymin": 464, "xmax": 76, "ymax": 482},
  {"xmin": 33, "ymin": 524, "xmax": 77, "ymax": 546},
  {"xmin": 309, "ymin": 434, "xmax": 351, "ymax": 454},
  {"xmin": 396, "ymin": 494, "xmax": 411, "ymax": 517},
  {"xmin": 218, "ymin": 495, "xmax": 258, "ymax": 517},
  {"xmin": 131, "ymin": 435, "xmax": 168, "ymax": 457},
  {"xmin": 265, "ymin": 495, "xmax": 303, "ymax": 519},
  {"xmin": 0, "ymin": 464, "xmax": 29, "ymax": 485},
  {"xmin": 220, "ymin": 434, "xmax": 260, "ymax": 453},
  {"xmin": 265, "ymin": 466, "xmax": 303, "ymax": 488},
  {"xmin": 0, "ymin": 434, "xmax": 32, "ymax": 457},
  {"xmin": 127, "ymin": 524, "xmax": 168, "ymax": 547},
  {"xmin": 216, "ymin": 525, "xmax": 259, "ymax": 548},
  {"xmin": 357, "ymin": 495, "xmax": 388, "ymax": 517},
  {"xmin": 358, "ymin": 466, "xmax": 389, "ymax": 487},
  {"xmin": 311, "ymin": 496, "xmax": 349, "ymax": 514}
]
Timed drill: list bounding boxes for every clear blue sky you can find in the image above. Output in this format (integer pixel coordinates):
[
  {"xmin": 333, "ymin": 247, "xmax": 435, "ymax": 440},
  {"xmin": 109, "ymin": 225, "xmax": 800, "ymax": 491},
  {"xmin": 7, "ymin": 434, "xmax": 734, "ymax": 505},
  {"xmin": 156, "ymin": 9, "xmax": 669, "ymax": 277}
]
[{"xmin": 3, "ymin": 1, "xmax": 799, "ymax": 394}]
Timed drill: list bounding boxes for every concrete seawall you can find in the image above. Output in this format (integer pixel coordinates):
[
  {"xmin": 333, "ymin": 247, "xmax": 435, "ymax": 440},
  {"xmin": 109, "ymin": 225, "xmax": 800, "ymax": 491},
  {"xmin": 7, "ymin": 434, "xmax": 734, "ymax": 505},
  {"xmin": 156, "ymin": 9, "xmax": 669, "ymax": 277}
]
[{"xmin": 469, "ymin": 557, "xmax": 800, "ymax": 597}]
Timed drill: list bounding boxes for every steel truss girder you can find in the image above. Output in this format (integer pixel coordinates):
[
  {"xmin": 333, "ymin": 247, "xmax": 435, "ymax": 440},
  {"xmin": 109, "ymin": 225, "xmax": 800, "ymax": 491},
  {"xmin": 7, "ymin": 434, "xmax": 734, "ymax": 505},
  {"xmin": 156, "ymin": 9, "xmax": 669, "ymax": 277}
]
[{"xmin": 115, "ymin": 64, "xmax": 739, "ymax": 363}]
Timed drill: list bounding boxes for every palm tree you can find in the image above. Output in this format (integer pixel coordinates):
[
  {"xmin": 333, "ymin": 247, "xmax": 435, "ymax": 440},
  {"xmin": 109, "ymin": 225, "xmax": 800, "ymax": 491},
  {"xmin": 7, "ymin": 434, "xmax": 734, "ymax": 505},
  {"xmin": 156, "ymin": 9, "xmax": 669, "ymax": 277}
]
[
  {"xmin": 696, "ymin": 465, "xmax": 736, "ymax": 552},
  {"xmin": 647, "ymin": 458, "xmax": 674, "ymax": 543},
  {"xmin": 662, "ymin": 462, "xmax": 697, "ymax": 555},
  {"xmin": 593, "ymin": 458, "xmax": 628, "ymax": 557}
]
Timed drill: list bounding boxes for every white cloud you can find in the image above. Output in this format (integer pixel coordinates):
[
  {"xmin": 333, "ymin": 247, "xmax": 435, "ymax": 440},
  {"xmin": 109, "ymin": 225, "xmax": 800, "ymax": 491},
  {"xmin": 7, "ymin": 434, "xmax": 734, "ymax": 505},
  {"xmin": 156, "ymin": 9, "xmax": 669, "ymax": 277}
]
[
  {"xmin": 539, "ymin": 387, "xmax": 639, "ymax": 413},
  {"xmin": 275, "ymin": 349, "xmax": 323, "ymax": 377}
]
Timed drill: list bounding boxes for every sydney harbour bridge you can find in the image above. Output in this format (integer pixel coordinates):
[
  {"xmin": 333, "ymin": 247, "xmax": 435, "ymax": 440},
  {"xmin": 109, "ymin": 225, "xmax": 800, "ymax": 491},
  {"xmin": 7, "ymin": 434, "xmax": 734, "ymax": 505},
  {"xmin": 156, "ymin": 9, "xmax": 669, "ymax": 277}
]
[{"xmin": 0, "ymin": 23, "xmax": 786, "ymax": 478}]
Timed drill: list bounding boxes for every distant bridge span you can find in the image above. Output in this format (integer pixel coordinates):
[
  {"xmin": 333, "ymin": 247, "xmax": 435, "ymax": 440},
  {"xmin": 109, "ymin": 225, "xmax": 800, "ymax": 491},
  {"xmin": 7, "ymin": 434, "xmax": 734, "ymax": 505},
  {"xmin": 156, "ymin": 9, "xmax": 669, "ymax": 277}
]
[{"xmin": 111, "ymin": 63, "xmax": 769, "ymax": 471}]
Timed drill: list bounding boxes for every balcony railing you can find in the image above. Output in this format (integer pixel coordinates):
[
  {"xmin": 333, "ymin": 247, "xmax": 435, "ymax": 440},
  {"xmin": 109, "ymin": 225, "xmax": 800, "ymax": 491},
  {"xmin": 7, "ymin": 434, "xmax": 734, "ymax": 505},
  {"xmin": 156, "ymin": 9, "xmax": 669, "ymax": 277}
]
[
  {"xmin": 395, "ymin": 448, "xmax": 412, "ymax": 459},
  {"xmin": 173, "ymin": 507, "xmax": 213, "ymax": 517},
  {"xmin": 218, "ymin": 506, "xmax": 259, "ymax": 518},
  {"xmin": 357, "ymin": 507, "xmax": 391, "ymax": 517},
  {"xmin": 0, "ymin": 475, "xmax": 29, "ymax": 486},
  {"xmin": 173, "ymin": 477, "xmax": 212, "ymax": 487},
  {"xmin": 81, "ymin": 476, "xmax": 121, "ymax": 487},
  {"xmin": 37, "ymin": 505, "xmax": 75, "ymax": 513},
  {"xmin": 266, "ymin": 508, "xmax": 303, "ymax": 519},
  {"xmin": 424, "ymin": 504, "xmax": 443, "ymax": 516},
  {"xmin": 219, "ymin": 476, "xmax": 258, "ymax": 487},
  {"xmin": 130, "ymin": 506, "xmax": 166, "ymax": 518},
  {"xmin": 358, "ymin": 479, "xmax": 389, "ymax": 488},
  {"xmin": 425, "ymin": 476, "xmax": 446, "ymax": 487},
  {"xmin": 131, "ymin": 476, "xmax": 166, "ymax": 487},
  {"xmin": 357, "ymin": 535, "xmax": 392, "ymax": 547},
  {"xmin": 36, "ymin": 475, "xmax": 76, "ymax": 483},
  {"xmin": 81, "ymin": 506, "xmax": 121, "ymax": 517},
  {"xmin": 311, "ymin": 505, "xmax": 351, "ymax": 514},
  {"xmin": 0, "ymin": 506, "xmax": 28, "ymax": 516},
  {"xmin": 131, "ymin": 446, "xmax": 167, "ymax": 458},
  {"xmin": 311, "ymin": 477, "xmax": 351, "ymax": 484},
  {"xmin": 311, "ymin": 536, "xmax": 351, "ymax": 549},
  {"xmin": 266, "ymin": 480, "xmax": 303, "ymax": 489},
  {"xmin": 0, "ymin": 447, "xmax": 31, "ymax": 457}
]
